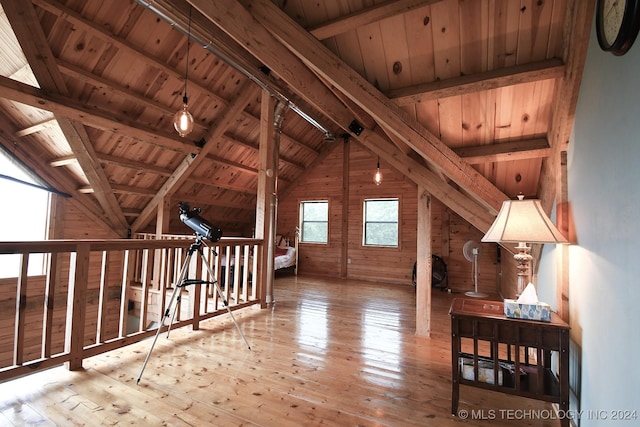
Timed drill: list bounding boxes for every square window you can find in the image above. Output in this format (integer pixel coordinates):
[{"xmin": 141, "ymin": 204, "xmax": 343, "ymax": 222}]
[{"xmin": 363, "ymin": 198, "xmax": 398, "ymax": 247}]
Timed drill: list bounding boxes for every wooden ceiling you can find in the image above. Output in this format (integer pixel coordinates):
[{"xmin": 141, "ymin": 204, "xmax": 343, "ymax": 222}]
[{"xmin": 0, "ymin": 0, "xmax": 594, "ymax": 237}]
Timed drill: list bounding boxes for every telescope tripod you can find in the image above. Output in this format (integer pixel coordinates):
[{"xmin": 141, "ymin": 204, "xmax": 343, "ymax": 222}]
[{"xmin": 137, "ymin": 235, "xmax": 251, "ymax": 384}]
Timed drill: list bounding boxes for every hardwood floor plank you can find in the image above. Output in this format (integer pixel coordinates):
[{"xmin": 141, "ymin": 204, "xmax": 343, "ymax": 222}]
[{"xmin": 0, "ymin": 275, "xmax": 562, "ymax": 426}]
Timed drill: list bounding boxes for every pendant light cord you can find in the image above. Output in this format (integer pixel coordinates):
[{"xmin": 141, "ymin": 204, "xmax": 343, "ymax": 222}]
[{"xmin": 183, "ymin": 6, "xmax": 192, "ymax": 104}]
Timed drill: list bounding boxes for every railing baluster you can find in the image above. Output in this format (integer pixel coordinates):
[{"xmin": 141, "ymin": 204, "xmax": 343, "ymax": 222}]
[
  {"xmin": 42, "ymin": 252, "xmax": 59, "ymax": 358},
  {"xmin": 13, "ymin": 253, "xmax": 29, "ymax": 366},
  {"xmin": 119, "ymin": 249, "xmax": 131, "ymax": 338},
  {"xmin": 0, "ymin": 237, "xmax": 263, "ymax": 382},
  {"xmin": 96, "ymin": 251, "xmax": 109, "ymax": 344}
]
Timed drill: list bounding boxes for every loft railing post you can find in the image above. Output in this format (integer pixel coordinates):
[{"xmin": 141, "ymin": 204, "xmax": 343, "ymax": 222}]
[{"xmin": 64, "ymin": 242, "xmax": 90, "ymax": 371}]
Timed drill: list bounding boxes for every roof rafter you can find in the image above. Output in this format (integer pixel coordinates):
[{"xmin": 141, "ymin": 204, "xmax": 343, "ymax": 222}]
[
  {"xmin": 132, "ymin": 79, "xmax": 259, "ymax": 232},
  {"xmin": 1, "ymin": 0, "xmax": 129, "ymax": 234},
  {"xmin": 237, "ymin": 0, "xmax": 507, "ymax": 214},
  {"xmin": 188, "ymin": 0, "xmax": 505, "ymax": 228},
  {"xmin": 308, "ymin": 0, "xmax": 442, "ymax": 40},
  {"xmin": 387, "ymin": 59, "xmax": 566, "ymax": 106},
  {"xmin": 453, "ymin": 138, "xmax": 550, "ymax": 164}
]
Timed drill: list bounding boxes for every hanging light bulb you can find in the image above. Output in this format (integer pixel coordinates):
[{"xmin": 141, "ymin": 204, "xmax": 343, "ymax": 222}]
[
  {"xmin": 374, "ymin": 157, "xmax": 383, "ymax": 186},
  {"xmin": 174, "ymin": 95, "xmax": 194, "ymax": 136},
  {"xmin": 173, "ymin": 7, "xmax": 194, "ymax": 137}
]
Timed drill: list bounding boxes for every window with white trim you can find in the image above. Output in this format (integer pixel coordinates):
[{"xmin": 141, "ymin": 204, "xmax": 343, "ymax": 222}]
[
  {"xmin": 363, "ymin": 198, "xmax": 398, "ymax": 247},
  {"xmin": 300, "ymin": 200, "xmax": 328, "ymax": 244}
]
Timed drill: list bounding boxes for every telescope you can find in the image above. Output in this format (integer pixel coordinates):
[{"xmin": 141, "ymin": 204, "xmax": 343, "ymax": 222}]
[{"xmin": 178, "ymin": 202, "xmax": 222, "ymax": 242}]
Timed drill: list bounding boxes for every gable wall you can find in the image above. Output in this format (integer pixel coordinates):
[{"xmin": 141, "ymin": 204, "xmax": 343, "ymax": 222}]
[{"xmin": 277, "ymin": 140, "xmax": 499, "ymax": 294}]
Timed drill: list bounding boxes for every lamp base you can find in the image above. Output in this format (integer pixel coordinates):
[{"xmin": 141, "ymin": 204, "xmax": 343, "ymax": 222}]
[{"xmin": 465, "ymin": 291, "xmax": 489, "ymax": 298}]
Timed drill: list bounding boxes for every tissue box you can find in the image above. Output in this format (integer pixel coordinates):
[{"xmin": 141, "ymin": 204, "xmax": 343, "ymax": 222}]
[{"xmin": 504, "ymin": 299, "xmax": 551, "ymax": 322}]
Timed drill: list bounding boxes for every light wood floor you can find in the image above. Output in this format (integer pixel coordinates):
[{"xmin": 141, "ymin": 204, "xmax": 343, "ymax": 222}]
[{"xmin": 0, "ymin": 275, "xmax": 562, "ymax": 426}]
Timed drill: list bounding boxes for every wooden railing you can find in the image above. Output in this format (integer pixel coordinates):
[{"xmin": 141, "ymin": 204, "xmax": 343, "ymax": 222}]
[{"xmin": 0, "ymin": 236, "xmax": 263, "ymax": 383}]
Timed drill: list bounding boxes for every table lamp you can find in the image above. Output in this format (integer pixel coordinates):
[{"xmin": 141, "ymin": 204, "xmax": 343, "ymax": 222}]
[{"xmin": 481, "ymin": 194, "xmax": 568, "ymax": 296}]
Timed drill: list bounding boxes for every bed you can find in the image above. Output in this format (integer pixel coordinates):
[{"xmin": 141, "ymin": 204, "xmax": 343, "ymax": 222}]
[
  {"xmin": 274, "ymin": 232, "xmax": 298, "ymax": 274},
  {"xmin": 274, "ymin": 245, "xmax": 296, "ymax": 272}
]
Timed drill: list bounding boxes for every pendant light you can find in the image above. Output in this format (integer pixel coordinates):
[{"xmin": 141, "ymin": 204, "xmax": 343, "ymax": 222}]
[
  {"xmin": 173, "ymin": 7, "xmax": 194, "ymax": 137},
  {"xmin": 373, "ymin": 157, "xmax": 383, "ymax": 186}
]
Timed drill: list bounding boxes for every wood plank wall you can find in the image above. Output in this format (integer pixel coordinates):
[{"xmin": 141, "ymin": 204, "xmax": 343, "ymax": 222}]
[
  {"xmin": 0, "ymin": 199, "xmax": 126, "ymax": 366},
  {"xmin": 277, "ymin": 140, "xmax": 499, "ymax": 294}
]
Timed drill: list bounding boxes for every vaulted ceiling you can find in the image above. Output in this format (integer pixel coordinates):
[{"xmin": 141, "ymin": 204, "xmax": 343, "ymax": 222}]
[{"xmin": 0, "ymin": 0, "xmax": 594, "ymax": 237}]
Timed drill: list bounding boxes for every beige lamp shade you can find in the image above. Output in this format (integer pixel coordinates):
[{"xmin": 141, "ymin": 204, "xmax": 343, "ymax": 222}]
[{"xmin": 482, "ymin": 197, "xmax": 568, "ymax": 244}]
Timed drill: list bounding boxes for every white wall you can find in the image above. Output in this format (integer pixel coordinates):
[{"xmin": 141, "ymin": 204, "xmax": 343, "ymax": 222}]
[{"xmin": 537, "ymin": 20, "xmax": 640, "ymax": 426}]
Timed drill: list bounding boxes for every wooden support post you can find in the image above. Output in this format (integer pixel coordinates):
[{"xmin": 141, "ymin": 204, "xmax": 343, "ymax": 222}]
[
  {"xmin": 340, "ymin": 139, "xmax": 350, "ymax": 278},
  {"xmin": 65, "ymin": 243, "xmax": 90, "ymax": 371},
  {"xmin": 416, "ymin": 187, "xmax": 432, "ymax": 337},
  {"xmin": 256, "ymin": 90, "xmax": 278, "ymax": 307}
]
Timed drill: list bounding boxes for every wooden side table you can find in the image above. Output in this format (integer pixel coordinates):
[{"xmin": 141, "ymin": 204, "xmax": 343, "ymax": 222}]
[{"xmin": 449, "ymin": 298, "xmax": 570, "ymax": 426}]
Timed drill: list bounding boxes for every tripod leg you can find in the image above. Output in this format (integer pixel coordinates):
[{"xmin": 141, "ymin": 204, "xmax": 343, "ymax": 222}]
[
  {"xmin": 137, "ymin": 251, "xmax": 191, "ymax": 384},
  {"xmin": 199, "ymin": 247, "xmax": 251, "ymax": 350},
  {"xmin": 166, "ymin": 287, "xmax": 183, "ymax": 339}
]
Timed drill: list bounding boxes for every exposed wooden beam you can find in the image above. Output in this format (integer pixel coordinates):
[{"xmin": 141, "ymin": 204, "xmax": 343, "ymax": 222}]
[
  {"xmin": 1, "ymin": 0, "xmax": 129, "ymax": 235},
  {"xmin": 56, "ymin": 59, "xmax": 178, "ymax": 118},
  {"xmin": 171, "ymin": 193, "xmax": 256, "ymax": 211},
  {"xmin": 220, "ymin": 134, "xmax": 306, "ymax": 171},
  {"xmin": 56, "ymin": 58, "xmax": 317, "ymax": 159},
  {"xmin": 388, "ymin": 59, "xmax": 566, "ymax": 106},
  {"xmin": 122, "ymin": 208, "xmax": 141, "ymax": 217},
  {"xmin": 131, "ymin": 80, "xmax": 259, "ymax": 232},
  {"xmin": 36, "ymin": 0, "xmax": 322, "ymax": 160},
  {"xmin": 0, "ymin": 74, "xmax": 193, "ymax": 153},
  {"xmin": 96, "ymin": 154, "xmax": 172, "ymax": 176},
  {"xmin": 14, "ymin": 118, "xmax": 57, "ymax": 137},
  {"xmin": 0, "ymin": 114, "xmax": 115, "ymax": 233},
  {"xmin": 190, "ymin": 176, "xmax": 257, "ymax": 195},
  {"xmin": 197, "ymin": 0, "xmax": 506, "ymax": 217},
  {"xmin": 112, "ymin": 185, "xmax": 156, "ymax": 196},
  {"xmin": 53, "ymin": 151, "xmax": 289, "ymax": 192},
  {"xmin": 49, "ymin": 155, "xmax": 77, "ymax": 168},
  {"xmin": 308, "ymin": 0, "xmax": 440, "ymax": 40},
  {"xmin": 453, "ymin": 138, "xmax": 550, "ymax": 165}
]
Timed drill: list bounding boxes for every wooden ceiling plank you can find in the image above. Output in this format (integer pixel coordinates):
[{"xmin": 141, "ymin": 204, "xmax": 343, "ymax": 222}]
[
  {"xmin": 220, "ymin": 134, "xmax": 306, "ymax": 171},
  {"xmin": 1, "ymin": 0, "xmax": 129, "ymax": 234},
  {"xmin": 0, "ymin": 114, "xmax": 115, "ymax": 233},
  {"xmin": 131, "ymin": 79, "xmax": 258, "ymax": 232},
  {"xmin": 97, "ymin": 153, "xmax": 172, "ymax": 176},
  {"xmin": 36, "ymin": 0, "xmax": 321, "ymax": 159},
  {"xmin": 308, "ymin": 0, "xmax": 441, "ymax": 40},
  {"xmin": 188, "ymin": 0, "xmax": 499, "ymax": 228},
  {"xmin": 213, "ymin": 0, "xmax": 506, "ymax": 214},
  {"xmin": 388, "ymin": 59, "xmax": 566, "ymax": 106},
  {"xmin": 172, "ymin": 193, "xmax": 256, "ymax": 211},
  {"xmin": 56, "ymin": 58, "xmax": 179, "ymax": 118},
  {"xmin": 206, "ymin": 153, "xmax": 258, "ymax": 176},
  {"xmin": 111, "ymin": 184, "xmax": 156, "ymax": 196},
  {"xmin": 58, "ymin": 57, "xmax": 320, "ymax": 160}
]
